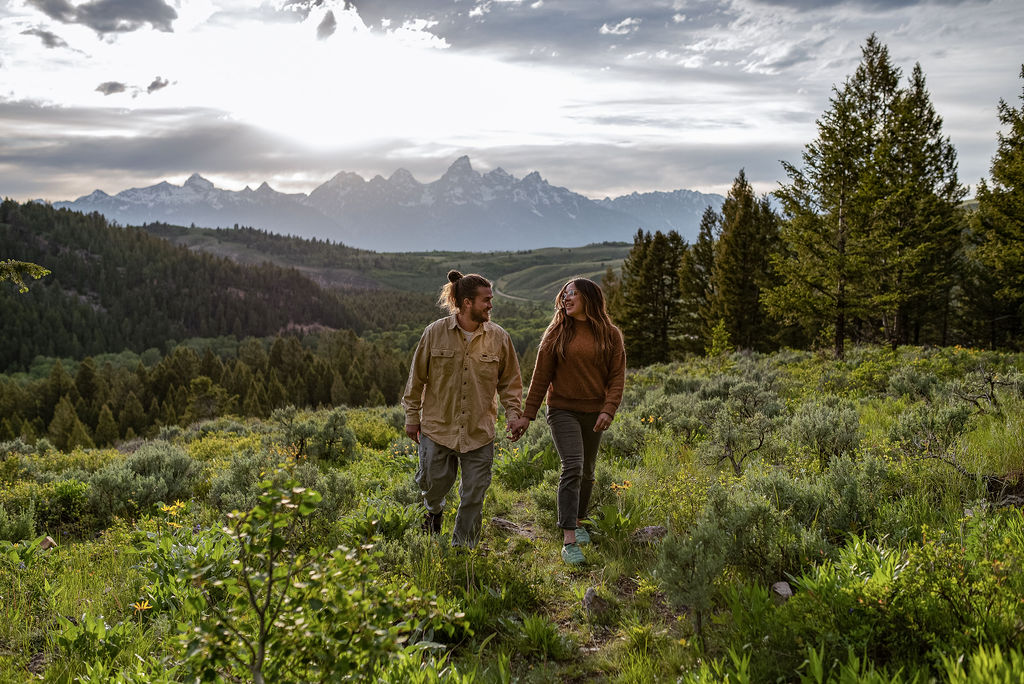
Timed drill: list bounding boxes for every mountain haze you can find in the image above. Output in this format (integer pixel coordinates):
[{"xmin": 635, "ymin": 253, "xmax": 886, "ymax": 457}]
[{"xmin": 53, "ymin": 157, "xmax": 724, "ymax": 251}]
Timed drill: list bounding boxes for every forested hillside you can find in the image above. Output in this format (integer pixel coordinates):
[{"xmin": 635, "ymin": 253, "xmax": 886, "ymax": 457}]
[
  {"xmin": 145, "ymin": 221, "xmax": 630, "ymax": 300},
  {"xmin": 0, "ymin": 200, "xmax": 436, "ymax": 372}
]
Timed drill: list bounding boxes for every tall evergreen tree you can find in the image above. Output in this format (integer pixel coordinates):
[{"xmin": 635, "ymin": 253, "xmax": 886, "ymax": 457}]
[
  {"xmin": 974, "ymin": 65, "xmax": 1024, "ymax": 346},
  {"xmin": 48, "ymin": 395, "xmax": 93, "ymax": 451},
  {"xmin": 614, "ymin": 229, "xmax": 686, "ymax": 366},
  {"xmin": 94, "ymin": 403, "xmax": 120, "ymax": 446},
  {"xmin": 708, "ymin": 170, "xmax": 780, "ymax": 351},
  {"xmin": 767, "ymin": 35, "xmax": 906, "ymax": 357},
  {"xmin": 868, "ymin": 63, "xmax": 966, "ymax": 345},
  {"xmin": 678, "ymin": 207, "xmax": 718, "ymax": 354}
]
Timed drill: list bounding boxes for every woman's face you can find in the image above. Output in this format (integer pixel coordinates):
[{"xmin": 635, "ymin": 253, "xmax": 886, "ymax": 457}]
[{"xmin": 561, "ymin": 284, "xmax": 586, "ymax": 320}]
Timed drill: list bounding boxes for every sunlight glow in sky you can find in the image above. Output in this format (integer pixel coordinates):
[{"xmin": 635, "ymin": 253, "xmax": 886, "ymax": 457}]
[{"xmin": 1, "ymin": 0, "xmax": 1021, "ymax": 200}]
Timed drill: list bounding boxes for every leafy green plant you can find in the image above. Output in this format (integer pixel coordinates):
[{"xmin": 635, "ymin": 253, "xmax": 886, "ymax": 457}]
[
  {"xmin": 514, "ymin": 613, "xmax": 575, "ymax": 661},
  {"xmin": 493, "ymin": 443, "xmax": 557, "ymax": 491},
  {"xmin": 184, "ymin": 477, "xmax": 467, "ymax": 683},
  {"xmin": 0, "ymin": 500, "xmax": 35, "ymax": 542},
  {"xmin": 51, "ymin": 612, "xmax": 136, "ymax": 665},
  {"xmin": 941, "ymin": 644, "xmax": 1024, "ymax": 683},
  {"xmin": 339, "ymin": 498, "xmax": 423, "ymax": 543},
  {"xmin": 135, "ymin": 503, "xmax": 237, "ymax": 614}
]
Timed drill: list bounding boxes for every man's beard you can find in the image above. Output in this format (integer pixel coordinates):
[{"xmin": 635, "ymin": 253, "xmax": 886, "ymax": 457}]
[{"xmin": 469, "ymin": 306, "xmax": 490, "ymax": 323}]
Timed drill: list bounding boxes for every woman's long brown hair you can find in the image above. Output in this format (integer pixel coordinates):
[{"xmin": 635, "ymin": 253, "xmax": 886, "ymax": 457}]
[{"xmin": 539, "ymin": 277, "xmax": 619, "ymax": 362}]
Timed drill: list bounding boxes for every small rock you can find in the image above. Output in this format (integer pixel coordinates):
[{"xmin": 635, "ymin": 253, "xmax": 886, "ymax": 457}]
[
  {"xmin": 27, "ymin": 652, "xmax": 46, "ymax": 675},
  {"xmin": 489, "ymin": 517, "xmax": 536, "ymax": 539},
  {"xmin": 630, "ymin": 525, "xmax": 668, "ymax": 545},
  {"xmin": 582, "ymin": 587, "xmax": 611, "ymax": 617},
  {"xmin": 771, "ymin": 581, "xmax": 793, "ymax": 604},
  {"xmin": 40, "ymin": 536, "xmax": 57, "ymax": 551}
]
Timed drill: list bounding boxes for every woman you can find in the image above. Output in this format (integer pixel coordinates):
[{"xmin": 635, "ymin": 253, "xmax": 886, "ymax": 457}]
[{"xmin": 509, "ymin": 278, "xmax": 626, "ymax": 565}]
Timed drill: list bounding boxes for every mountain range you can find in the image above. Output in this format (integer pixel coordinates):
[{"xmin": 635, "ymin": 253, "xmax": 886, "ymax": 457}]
[{"xmin": 52, "ymin": 156, "xmax": 724, "ymax": 252}]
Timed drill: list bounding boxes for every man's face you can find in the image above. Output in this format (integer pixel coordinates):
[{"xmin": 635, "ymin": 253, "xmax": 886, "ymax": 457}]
[{"xmin": 465, "ymin": 287, "xmax": 493, "ymax": 323}]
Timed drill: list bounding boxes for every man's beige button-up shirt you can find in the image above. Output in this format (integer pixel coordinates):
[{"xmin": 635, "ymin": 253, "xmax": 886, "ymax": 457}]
[{"xmin": 403, "ymin": 315, "xmax": 523, "ymax": 452}]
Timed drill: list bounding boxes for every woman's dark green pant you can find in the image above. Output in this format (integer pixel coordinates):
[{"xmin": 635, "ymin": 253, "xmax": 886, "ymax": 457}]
[{"xmin": 546, "ymin": 407, "xmax": 603, "ymax": 530}]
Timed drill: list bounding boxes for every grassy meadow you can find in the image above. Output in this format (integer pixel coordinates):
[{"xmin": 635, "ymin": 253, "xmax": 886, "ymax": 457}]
[{"xmin": 2, "ymin": 345, "xmax": 1024, "ymax": 682}]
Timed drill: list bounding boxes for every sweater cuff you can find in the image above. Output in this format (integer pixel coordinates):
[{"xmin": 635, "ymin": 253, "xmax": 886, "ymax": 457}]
[{"xmin": 601, "ymin": 403, "xmax": 618, "ymax": 417}]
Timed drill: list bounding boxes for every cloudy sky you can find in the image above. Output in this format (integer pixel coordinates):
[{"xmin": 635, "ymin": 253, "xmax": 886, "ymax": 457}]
[{"xmin": 1, "ymin": 0, "xmax": 1021, "ymax": 202}]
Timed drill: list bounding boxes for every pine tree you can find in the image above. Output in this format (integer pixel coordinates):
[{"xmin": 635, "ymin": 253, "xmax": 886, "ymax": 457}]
[
  {"xmin": 94, "ymin": 403, "xmax": 120, "ymax": 446},
  {"xmin": 48, "ymin": 395, "xmax": 93, "ymax": 451},
  {"xmin": 766, "ymin": 35, "xmax": 901, "ymax": 358},
  {"xmin": 974, "ymin": 64, "xmax": 1024, "ymax": 345},
  {"xmin": 868, "ymin": 63, "xmax": 965, "ymax": 345},
  {"xmin": 678, "ymin": 207, "xmax": 718, "ymax": 355},
  {"xmin": 615, "ymin": 229, "xmax": 686, "ymax": 366},
  {"xmin": 708, "ymin": 171, "xmax": 780, "ymax": 351},
  {"xmin": 119, "ymin": 391, "xmax": 146, "ymax": 436}
]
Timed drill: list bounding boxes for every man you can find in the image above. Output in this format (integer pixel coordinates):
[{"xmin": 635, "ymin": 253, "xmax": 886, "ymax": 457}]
[{"xmin": 403, "ymin": 269, "xmax": 524, "ymax": 548}]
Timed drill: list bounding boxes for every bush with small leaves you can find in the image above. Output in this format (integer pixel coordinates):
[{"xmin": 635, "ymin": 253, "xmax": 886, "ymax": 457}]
[
  {"xmin": 698, "ymin": 381, "xmax": 786, "ymax": 475},
  {"xmin": 86, "ymin": 441, "xmax": 200, "ymax": 525},
  {"xmin": 0, "ymin": 500, "xmax": 35, "ymax": 541},
  {"xmin": 307, "ymin": 406, "xmax": 358, "ymax": 463},
  {"xmin": 887, "ymin": 364, "xmax": 939, "ymax": 401},
  {"xmin": 784, "ymin": 397, "xmax": 862, "ymax": 467}
]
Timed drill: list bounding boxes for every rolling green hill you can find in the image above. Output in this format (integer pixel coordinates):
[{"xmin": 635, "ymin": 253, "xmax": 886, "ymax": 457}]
[{"xmin": 145, "ymin": 223, "xmax": 630, "ymax": 301}]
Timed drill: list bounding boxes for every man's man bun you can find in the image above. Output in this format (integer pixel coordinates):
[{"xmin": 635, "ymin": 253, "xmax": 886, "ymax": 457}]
[{"xmin": 447, "ymin": 270, "xmax": 463, "ymax": 283}]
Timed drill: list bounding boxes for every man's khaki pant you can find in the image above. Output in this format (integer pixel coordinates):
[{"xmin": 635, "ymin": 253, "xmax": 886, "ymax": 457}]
[{"xmin": 416, "ymin": 434, "xmax": 494, "ymax": 548}]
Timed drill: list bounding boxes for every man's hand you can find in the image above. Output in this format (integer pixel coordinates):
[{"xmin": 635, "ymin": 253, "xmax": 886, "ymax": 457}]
[
  {"xmin": 506, "ymin": 416, "xmax": 531, "ymax": 442},
  {"xmin": 405, "ymin": 424, "xmax": 421, "ymax": 444},
  {"xmin": 594, "ymin": 412, "xmax": 613, "ymax": 432}
]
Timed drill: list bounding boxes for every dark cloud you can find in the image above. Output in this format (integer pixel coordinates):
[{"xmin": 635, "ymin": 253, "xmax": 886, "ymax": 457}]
[
  {"xmin": 147, "ymin": 76, "xmax": 170, "ymax": 94},
  {"xmin": 744, "ymin": 0, "xmax": 975, "ymax": 8},
  {"xmin": 27, "ymin": 0, "xmax": 177, "ymax": 34},
  {"xmin": 95, "ymin": 81, "xmax": 127, "ymax": 95},
  {"xmin": 20, "ymin": 27, "xmax": 69, "ymax": 49},
  {"xmin": 0, "ymin": 102, "xmax": 306, "ymax": 182},
  {"xmin": 317, "ymin": 10, "xmax": 337, "ymax": 39}
]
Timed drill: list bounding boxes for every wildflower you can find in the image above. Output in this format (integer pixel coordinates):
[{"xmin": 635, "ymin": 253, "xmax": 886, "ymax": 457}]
[{"xmin": 132, "ymin": 599, "xmax": 152, "ymax": 613}]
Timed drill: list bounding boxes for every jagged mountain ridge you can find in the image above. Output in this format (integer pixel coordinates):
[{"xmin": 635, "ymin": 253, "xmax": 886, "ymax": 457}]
[{"xmin": 53, "ymin": 157, "xmax": 724, "ymax": 251}]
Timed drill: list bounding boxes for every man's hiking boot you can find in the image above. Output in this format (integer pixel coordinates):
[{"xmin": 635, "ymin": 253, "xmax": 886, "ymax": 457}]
[
  {"xmin": 561, "ymin": 542, "xmax": 585, "ymax": 566},
  {"xmin": 422, "ymin": 510, "xmax": 443, "ymax": 535},
  {"xmin": 574, "ymin": 527, "xmax": 591, "ymax": 545}
]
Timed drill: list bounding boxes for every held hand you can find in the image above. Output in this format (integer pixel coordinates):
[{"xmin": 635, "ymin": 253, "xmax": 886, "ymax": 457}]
[
  {"xmin": 405, "ymin": 424, "xmax": 421, "ymax": 444},
  {"xmin": 594, "ymin": 412, "xmax": 613, "ymax": 432},
  {"xmin": 506, "ymin": 416, "xmax": 530, "ymax": 442}
]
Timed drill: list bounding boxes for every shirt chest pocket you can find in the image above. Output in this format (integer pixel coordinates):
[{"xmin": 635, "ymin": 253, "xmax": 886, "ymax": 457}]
[
  {"xmin": 472, "ymin": 351, "xmax": 501, "ymax": 383},
  {"xmin": 430, "ymin": 348, "xmax": 457, "ymax": 374}
]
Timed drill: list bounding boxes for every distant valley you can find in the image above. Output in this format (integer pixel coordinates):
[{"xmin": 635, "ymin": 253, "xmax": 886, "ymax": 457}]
[{"xmin": 51, "ymin": 156, "xmax": 724, "ymax": 252}]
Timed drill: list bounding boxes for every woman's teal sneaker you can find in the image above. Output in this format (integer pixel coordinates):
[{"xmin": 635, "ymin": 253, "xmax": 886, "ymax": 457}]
[
  {"xmin": 575, "ymin": 527, "xmax": 591, "ymax": 545},
  {"xmin": 561, "ymin": 542, "xmax": 585, "ymax": 566}
]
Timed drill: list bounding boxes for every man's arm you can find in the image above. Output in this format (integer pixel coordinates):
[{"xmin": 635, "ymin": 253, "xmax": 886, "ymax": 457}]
[{"xmin": 402, "ymin": 329, "xmax": 431, "ymax": 443}]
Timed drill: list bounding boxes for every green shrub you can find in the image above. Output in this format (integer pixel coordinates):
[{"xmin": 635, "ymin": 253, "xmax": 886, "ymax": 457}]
[
  {"xmin": 347, "ymin": 408, "xmax": 401, "ymax": 449},
  {"xmin": 184, "ymin": 479, "xmax": 467, "ymax": 683},
  {"xmin": 0, "ymin": 500, "xmax": 35, "ymax": 542},
  {"xmin": 784, "ymin": 397, "xmax": 862, "ymax": 467},
  {"xmin": 35, "ymin": 478, "xmax": 90, "ymax": 534},
  {"xmin": 308, "ymin": 407, "xmax": 358, "ymax": 463},
  {"xmin": 87, "ymin": 441, "xmax": 200, "ymax": 524},
  {"xmin": 338, "ymin": 499, "xmax": 422, "ymax": 544}
]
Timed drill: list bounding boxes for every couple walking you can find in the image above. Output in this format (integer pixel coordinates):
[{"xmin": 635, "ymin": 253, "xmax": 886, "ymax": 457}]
[{"xmin": 402, "ymin": 270, "xmax": 626, "ymax": 565}]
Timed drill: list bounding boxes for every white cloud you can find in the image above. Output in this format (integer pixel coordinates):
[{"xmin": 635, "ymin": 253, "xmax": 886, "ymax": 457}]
[{"xmin": 599, "ymin": 17, "xmax": 641, "ymax": 36}]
